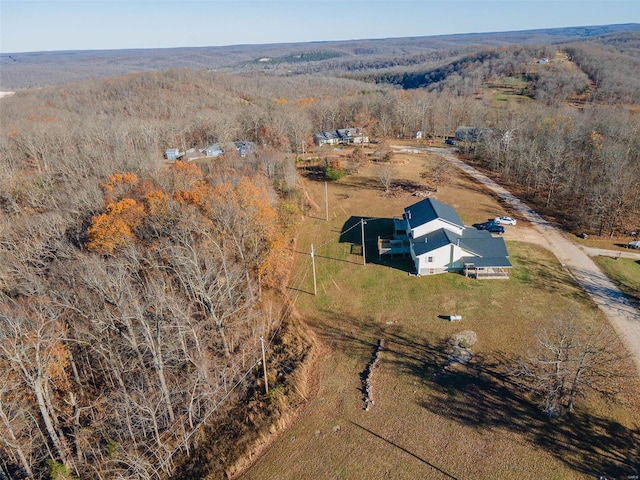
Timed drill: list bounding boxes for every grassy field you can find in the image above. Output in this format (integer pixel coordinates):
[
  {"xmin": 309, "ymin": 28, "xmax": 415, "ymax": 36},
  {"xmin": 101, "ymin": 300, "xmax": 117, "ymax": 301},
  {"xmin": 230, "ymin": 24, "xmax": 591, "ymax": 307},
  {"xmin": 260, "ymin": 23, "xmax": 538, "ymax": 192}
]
[
  {"xmin": 240, "ymin": 150, "xmax": 640, "ymax": 480},
  {"xmin": 593, "ymin": 256, "xmax": 640, "ymax": 307}
]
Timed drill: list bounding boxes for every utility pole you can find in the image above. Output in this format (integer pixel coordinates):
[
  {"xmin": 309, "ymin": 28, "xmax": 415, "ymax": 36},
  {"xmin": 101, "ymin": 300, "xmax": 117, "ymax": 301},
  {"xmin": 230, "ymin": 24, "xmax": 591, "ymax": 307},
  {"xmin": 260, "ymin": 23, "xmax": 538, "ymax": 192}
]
[
  {"xmin": 325, "ymin": 181, "xmax": 329, "ymax": 222},
  {"xmin": 260, "ymin": 336, "xmax": 268, "ymax": 395},
  {"xmin": 311, "ymin": 244, "xmax": 317, "ymax": 296},
  {"xmin": 361, "ymin": 218, "xmax": 367, "ymax": 266}
]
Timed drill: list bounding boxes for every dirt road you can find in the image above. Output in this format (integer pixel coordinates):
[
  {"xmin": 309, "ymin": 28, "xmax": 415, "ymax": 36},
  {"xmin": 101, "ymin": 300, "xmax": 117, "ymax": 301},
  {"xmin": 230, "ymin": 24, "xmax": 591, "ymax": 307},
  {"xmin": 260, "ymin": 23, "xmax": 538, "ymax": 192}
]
[{"xmin": 398, "ymin": 146, "xmax": 640, "ymax": 374}]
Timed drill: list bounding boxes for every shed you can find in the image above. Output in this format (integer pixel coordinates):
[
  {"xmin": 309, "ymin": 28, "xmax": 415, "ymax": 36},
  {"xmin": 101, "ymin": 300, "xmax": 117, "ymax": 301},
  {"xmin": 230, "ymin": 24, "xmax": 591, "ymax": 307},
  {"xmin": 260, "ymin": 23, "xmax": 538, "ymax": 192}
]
[{"xmin": 165, "ymin": 148, "xmax": 181, "ymax": 160}]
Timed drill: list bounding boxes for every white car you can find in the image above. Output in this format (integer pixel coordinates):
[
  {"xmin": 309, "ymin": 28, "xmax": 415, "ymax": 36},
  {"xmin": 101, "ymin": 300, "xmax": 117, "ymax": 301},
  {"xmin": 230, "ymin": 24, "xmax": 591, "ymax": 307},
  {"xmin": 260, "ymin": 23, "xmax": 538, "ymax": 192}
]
[
  {"xmin": 628, "ymin": 240, "xmax": 640, "ymax": 250},
  {"xmin": 493, "ymin": 216, "xmax": 517, "ymax": 226}
]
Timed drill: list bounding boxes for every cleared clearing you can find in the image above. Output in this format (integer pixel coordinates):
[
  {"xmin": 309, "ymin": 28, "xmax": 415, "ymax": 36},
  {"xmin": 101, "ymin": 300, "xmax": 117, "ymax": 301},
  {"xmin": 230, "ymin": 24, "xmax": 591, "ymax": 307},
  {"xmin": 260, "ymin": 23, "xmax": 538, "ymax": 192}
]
[{"xmin": 240, "ymin": 147, "xmax": 640, "ymax": 480}]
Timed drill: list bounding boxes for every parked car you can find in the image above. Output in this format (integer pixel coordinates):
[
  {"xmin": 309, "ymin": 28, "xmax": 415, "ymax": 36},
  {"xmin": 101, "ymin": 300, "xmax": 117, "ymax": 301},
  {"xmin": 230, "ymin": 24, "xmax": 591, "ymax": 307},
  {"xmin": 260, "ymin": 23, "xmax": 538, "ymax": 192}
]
[
  {"xmin": 445, "ymin": 139, "xmax": 457, "ymax": 146},
  {"xmin": 485, "ymin": 224, "xmax": 505, "ymax": 234},
  {"xmin": 493, "ymin": 216, "xmax": 517, "ymax": 226},
  {"xmin": 628, "ymin": 240, "xmax": 640, "ymax": 250},
  {"xmin": 472, "ymin": 221, "xmax": 504, "ymax": 233}
]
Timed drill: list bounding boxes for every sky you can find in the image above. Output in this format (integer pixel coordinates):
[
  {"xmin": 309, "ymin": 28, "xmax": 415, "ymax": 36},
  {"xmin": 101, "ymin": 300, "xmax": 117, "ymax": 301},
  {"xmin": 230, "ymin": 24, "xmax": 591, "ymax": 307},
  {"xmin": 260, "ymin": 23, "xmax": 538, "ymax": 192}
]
[{"xmin": 1, "ymin": 0, "xmax": 639, "ymax": 54}]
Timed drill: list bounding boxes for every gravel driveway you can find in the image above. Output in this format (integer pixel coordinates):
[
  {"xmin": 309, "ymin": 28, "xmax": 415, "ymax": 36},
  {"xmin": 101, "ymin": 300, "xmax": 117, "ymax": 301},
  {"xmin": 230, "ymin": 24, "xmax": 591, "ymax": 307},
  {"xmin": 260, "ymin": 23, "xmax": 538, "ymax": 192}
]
[{"xmin": 398, "ymin": 146, "xmax": 640, "ymax": 374}]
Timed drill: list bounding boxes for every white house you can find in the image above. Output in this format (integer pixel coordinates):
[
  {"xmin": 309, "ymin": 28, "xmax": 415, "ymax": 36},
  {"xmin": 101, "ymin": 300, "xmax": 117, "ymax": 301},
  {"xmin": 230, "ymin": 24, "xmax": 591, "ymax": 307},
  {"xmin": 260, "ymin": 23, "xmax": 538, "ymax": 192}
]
[
  {"xmin": 383, "ymin": 198, "xmax": 511, "ymax": 279},
  {"xmin": 203, "ymin": 143, "xmax": 225, "ymax": 157},
  {"xmin": 313, "ymin": 128, "xmax": 368, "ymax": 146}
]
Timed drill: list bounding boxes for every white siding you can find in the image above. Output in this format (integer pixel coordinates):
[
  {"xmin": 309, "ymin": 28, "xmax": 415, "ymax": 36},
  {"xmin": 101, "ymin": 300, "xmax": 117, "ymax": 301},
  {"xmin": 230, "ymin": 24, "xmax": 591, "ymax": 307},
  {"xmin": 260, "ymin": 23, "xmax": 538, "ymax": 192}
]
[
  {"xmin": 416, "ymin": 244, "xmax": 471, "ymax": 275},
  {"xmin": 416, "ymin": 244, "xmax": 451, "ymax": 275},
  {"xmin": 411, "ymin": 219, "xmax": 463, "ymax": 239}
]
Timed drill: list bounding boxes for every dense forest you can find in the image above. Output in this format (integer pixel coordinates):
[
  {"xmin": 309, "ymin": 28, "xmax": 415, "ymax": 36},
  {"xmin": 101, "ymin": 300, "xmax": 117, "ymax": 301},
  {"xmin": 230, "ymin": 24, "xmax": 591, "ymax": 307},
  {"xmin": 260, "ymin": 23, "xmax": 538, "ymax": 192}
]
[
  {"xmin": 1, "ymin": 23, "xmax": 638, "ymax": 90},
  {"xmin": 1, "ymin": 26, "xmax": 639, "ymax": 479}
]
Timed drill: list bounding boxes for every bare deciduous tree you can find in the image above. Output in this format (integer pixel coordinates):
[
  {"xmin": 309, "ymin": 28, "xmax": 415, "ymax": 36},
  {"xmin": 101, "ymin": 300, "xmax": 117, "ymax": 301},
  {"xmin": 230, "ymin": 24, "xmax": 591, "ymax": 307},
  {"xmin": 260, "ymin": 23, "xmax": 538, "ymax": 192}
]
[
  {"xmin": 378, "ymin": 163, "xmax": 394, "ymax": 194},
  {"xmin": 512, "ymin": 316, "xmax": 632, "ymax": 418}
]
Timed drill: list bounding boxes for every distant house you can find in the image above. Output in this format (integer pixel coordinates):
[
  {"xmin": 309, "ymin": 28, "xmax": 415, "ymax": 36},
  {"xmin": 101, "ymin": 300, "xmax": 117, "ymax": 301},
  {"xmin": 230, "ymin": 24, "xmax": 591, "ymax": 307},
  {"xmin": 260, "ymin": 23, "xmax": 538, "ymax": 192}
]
[
  {"xmin": 231, "ymin": 141, "xmax": 257, "ymax": 157},
  {"xmin": 165, "ymin": 148, "xmax": 182, "ymax": 160},
  {"xmin": 455, "ymin": 126, "xmax": 490, "ymax": 142},
  {"xmin": 313, "ymin": 128, "xmax": 368, "ymax": 146},
  {"xmin": 203, "ymin": 143, "xmax": 225, "ymax": 158},
  {"xmin": 170, "ymin": 141, "xmax": 256, "ymax": 162},
  {"xmin": 185, "ymin": 148, "xmax": 205, "ymax": 161},
  {"xmin": 379, "ymin": 198, "xmax": 511, "ymax": 279}
]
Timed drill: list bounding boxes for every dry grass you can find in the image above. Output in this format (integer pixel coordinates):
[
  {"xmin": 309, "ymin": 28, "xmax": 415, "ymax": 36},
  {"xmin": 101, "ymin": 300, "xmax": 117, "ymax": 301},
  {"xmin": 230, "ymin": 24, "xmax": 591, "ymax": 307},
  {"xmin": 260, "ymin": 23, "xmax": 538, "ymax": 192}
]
[
  {"xmin": 240, "ymin": 150, "xmax": 640, "ymax": 480},
  {"xmin": 592, "ymin": 256, "xmax": 640, "ymax": 308}
]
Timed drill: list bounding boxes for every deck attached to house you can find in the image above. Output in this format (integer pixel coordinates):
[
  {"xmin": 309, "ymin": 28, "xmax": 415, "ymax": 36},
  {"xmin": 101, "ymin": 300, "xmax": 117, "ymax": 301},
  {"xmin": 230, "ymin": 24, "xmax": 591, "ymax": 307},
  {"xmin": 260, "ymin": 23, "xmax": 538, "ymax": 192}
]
[
  {"xmin": 377, "ymin": 237, "xmax": 411, "ymax": 259},
  {"xmin": 463, "ymin": 265, "xmax": 510, "ymax": 280}
]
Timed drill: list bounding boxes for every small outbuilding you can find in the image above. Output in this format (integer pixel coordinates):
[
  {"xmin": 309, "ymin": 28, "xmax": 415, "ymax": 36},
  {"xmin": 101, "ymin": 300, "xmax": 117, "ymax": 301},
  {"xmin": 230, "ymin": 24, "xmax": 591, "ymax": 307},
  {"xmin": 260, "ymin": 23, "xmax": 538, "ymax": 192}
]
[{"xmin": 165, "ymin": 148, "xmax": 182, "ymax": 160}]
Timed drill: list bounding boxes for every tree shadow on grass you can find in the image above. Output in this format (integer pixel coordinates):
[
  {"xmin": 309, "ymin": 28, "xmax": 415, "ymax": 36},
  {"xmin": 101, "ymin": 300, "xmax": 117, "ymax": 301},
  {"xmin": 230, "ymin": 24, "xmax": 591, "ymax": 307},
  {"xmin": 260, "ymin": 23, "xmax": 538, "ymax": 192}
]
[
  {"xmin": 380, "ymin": 328, "xmax": 640, "ymax": 479},
  {"xmin": 570, "ymin": 264, "xmax": 640, "ymax": 312},
  {"xmin": 510, "ymin": 255, "xmax": 590, "ymax": 303},
  {"xmin": 306, "ymin": 309, "xmax": 640, "ymax": 478}
]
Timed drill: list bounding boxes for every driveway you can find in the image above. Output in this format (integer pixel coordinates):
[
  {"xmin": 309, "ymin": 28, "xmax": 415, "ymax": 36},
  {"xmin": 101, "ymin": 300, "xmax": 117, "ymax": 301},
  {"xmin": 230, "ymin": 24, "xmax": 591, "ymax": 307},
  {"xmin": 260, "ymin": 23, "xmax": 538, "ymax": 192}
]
[{"xmin": 396, "ymin": 146, "xmax": 640, "ymax": 374}]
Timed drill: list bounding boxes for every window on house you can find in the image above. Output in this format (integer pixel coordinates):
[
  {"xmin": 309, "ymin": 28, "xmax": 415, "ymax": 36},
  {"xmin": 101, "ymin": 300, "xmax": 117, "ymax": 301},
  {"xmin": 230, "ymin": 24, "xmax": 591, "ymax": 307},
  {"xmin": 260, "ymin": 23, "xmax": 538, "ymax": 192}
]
[{"xmin": 427, "ymin": 256, "xmax": 433, "ymax": 263}]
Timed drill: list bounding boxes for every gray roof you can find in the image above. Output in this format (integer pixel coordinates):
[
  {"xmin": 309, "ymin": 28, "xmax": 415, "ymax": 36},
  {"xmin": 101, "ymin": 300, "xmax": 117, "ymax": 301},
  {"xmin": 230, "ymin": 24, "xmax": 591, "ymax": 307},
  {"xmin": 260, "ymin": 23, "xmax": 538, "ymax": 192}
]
[
  {"xmin": 413, "ymin": 229, "xmax": 457, "ymax": 256},
  {"xmin": 458, "ymin": 228, "xmax": 509, "ymax": 258},
  {"xmin": 413, "ymin": 226, "xmax": 511, "ymax": 268},
  {"xmin": 203, "ymin": 144, "xmax": 225, "ymax": 157},
  {"xmin": 404, "ymin": 198, "xmax": 463, "ymax": 231},
  {"xmin": 314, "ymin": 128, "xmax": 363, "ymax": 143},
  {"xmin": 462, "ymin": 256, "xmax": 512, "ymax": 268},
  {"xmin": 314, "ymin": 131, "xmax": 339, "ymax": 142}
]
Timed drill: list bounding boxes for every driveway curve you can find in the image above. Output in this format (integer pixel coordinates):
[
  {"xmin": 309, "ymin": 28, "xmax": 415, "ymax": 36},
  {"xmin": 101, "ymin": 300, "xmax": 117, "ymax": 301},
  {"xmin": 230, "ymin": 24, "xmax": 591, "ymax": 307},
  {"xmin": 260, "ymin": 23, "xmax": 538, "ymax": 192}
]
[{"xmin": 397, "ymin": 146, "xmax": 640, "ymax": 374}]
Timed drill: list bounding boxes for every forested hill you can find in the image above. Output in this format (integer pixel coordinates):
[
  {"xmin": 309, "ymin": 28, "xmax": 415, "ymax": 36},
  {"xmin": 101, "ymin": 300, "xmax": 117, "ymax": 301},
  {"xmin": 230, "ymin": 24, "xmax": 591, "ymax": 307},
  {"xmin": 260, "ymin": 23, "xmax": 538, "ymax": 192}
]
[
  {"xmin": 1, "ymin": 23, "xmax": 638, "ymax": 89},
  {"xmin": 1, "ymin": 22, "xmax": 639, "ymax": 478}
]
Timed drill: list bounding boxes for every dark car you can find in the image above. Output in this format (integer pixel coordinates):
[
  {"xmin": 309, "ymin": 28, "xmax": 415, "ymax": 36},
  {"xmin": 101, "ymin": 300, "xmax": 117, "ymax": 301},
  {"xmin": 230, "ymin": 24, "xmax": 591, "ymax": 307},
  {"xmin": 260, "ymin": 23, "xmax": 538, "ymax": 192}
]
[
  {"xmin": 445, "ymin": 139, "xmax": 457, "ymax": 146},
  {"xmin": 472, "ymin": 221, "xmax": 504, "ymax": 234},
  {"xmin": 485, "ymin": 224, "xmax": 505, "ymax": 234}
]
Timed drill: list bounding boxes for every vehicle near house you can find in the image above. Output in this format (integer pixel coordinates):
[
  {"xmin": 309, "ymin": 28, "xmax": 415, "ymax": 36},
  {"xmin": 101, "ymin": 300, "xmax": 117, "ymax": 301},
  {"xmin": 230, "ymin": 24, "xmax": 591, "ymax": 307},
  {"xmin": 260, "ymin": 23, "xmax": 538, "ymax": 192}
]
[
  {"xmin": 485, "ymin": 224, "xmax": 505, "ymax": 234},
  {"xmin": 493, "ymin": 216, "xmax": 517, "ymax": 225},
  {"xmin": 445, "ymin": 139, "xmax": 457, "ymax": 146},
  {"xmin": 628, "ymin": 240, "xmax": 640, "ymax": 249},
  {"xmin": 472, "ymin": 221, "xmax": 504, "ymax": 234},
  {"xmin": 378, "ymin": 198, "xmax": 511, "ymax": 278}
]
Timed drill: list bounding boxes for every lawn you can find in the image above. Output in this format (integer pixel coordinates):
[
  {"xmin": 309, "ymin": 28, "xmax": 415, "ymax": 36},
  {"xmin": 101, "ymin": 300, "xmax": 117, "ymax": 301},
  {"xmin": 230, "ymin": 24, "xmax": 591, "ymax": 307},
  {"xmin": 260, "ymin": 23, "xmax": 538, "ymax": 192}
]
[
  {"xmin": 593, "ymin": 256, "xmax": 640, "ymax": 307},
  {"xmin": 240, "ymin": 150, "xmax": 640, "ymax": 480}
]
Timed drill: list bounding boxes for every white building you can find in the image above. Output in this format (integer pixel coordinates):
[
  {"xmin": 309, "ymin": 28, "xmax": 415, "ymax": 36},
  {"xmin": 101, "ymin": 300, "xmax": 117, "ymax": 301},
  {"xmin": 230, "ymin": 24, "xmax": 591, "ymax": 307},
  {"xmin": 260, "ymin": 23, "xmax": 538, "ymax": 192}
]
[{"xmin": 382, "ymin": 198, "xmax": 511, "ymax": 279}]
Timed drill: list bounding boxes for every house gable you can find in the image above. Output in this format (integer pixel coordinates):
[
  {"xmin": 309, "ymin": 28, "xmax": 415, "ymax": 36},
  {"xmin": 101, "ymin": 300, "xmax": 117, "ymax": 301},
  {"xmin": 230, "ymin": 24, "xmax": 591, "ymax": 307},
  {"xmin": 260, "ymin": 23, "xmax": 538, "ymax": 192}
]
[
  {"xmin": 404, "ymin": 198, "xmax": 464, "ymax": 238},
  {"xmin": 392, "ymin": 198, "xmax": 511, "ymax": 278}
]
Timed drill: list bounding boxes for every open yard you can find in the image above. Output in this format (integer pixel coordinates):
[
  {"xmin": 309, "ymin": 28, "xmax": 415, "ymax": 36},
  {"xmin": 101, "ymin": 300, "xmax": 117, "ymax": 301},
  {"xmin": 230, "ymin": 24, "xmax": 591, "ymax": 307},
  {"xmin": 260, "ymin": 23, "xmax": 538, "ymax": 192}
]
[
  {"xmin": 593, "ymin": 256, "xmax": 640, "ymax": 308},
  {"xmin": 240, "ymin": 148, "xmax": 640, "ymax": 480}
]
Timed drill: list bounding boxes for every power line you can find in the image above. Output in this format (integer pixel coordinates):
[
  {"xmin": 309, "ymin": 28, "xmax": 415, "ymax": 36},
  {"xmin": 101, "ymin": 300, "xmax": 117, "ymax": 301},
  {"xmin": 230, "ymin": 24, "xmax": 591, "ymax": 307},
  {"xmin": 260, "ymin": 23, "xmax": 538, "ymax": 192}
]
[{"xmin": 148, "ymin": 249, "xmax": 313, "ymax": 478}]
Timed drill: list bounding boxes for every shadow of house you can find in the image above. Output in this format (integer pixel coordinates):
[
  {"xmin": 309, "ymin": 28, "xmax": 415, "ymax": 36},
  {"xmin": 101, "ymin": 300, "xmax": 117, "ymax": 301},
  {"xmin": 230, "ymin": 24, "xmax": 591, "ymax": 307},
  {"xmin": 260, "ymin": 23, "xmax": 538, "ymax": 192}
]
[{"xmin": 339, "ymin": 216, "xmax": 414, "ymax": 272}]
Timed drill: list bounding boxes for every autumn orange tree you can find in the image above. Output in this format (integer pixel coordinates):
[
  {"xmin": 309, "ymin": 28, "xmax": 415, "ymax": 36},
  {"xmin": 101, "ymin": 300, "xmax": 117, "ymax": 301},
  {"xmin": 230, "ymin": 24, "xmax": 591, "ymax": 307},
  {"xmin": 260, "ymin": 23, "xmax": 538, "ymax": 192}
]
[
  {"xmin": 56, "ymin": 158, "xmax": 297, "ymax": 478},
  {"xmin": 86, "ymin": 198, "xmax": 145, "ymax": 254}
]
